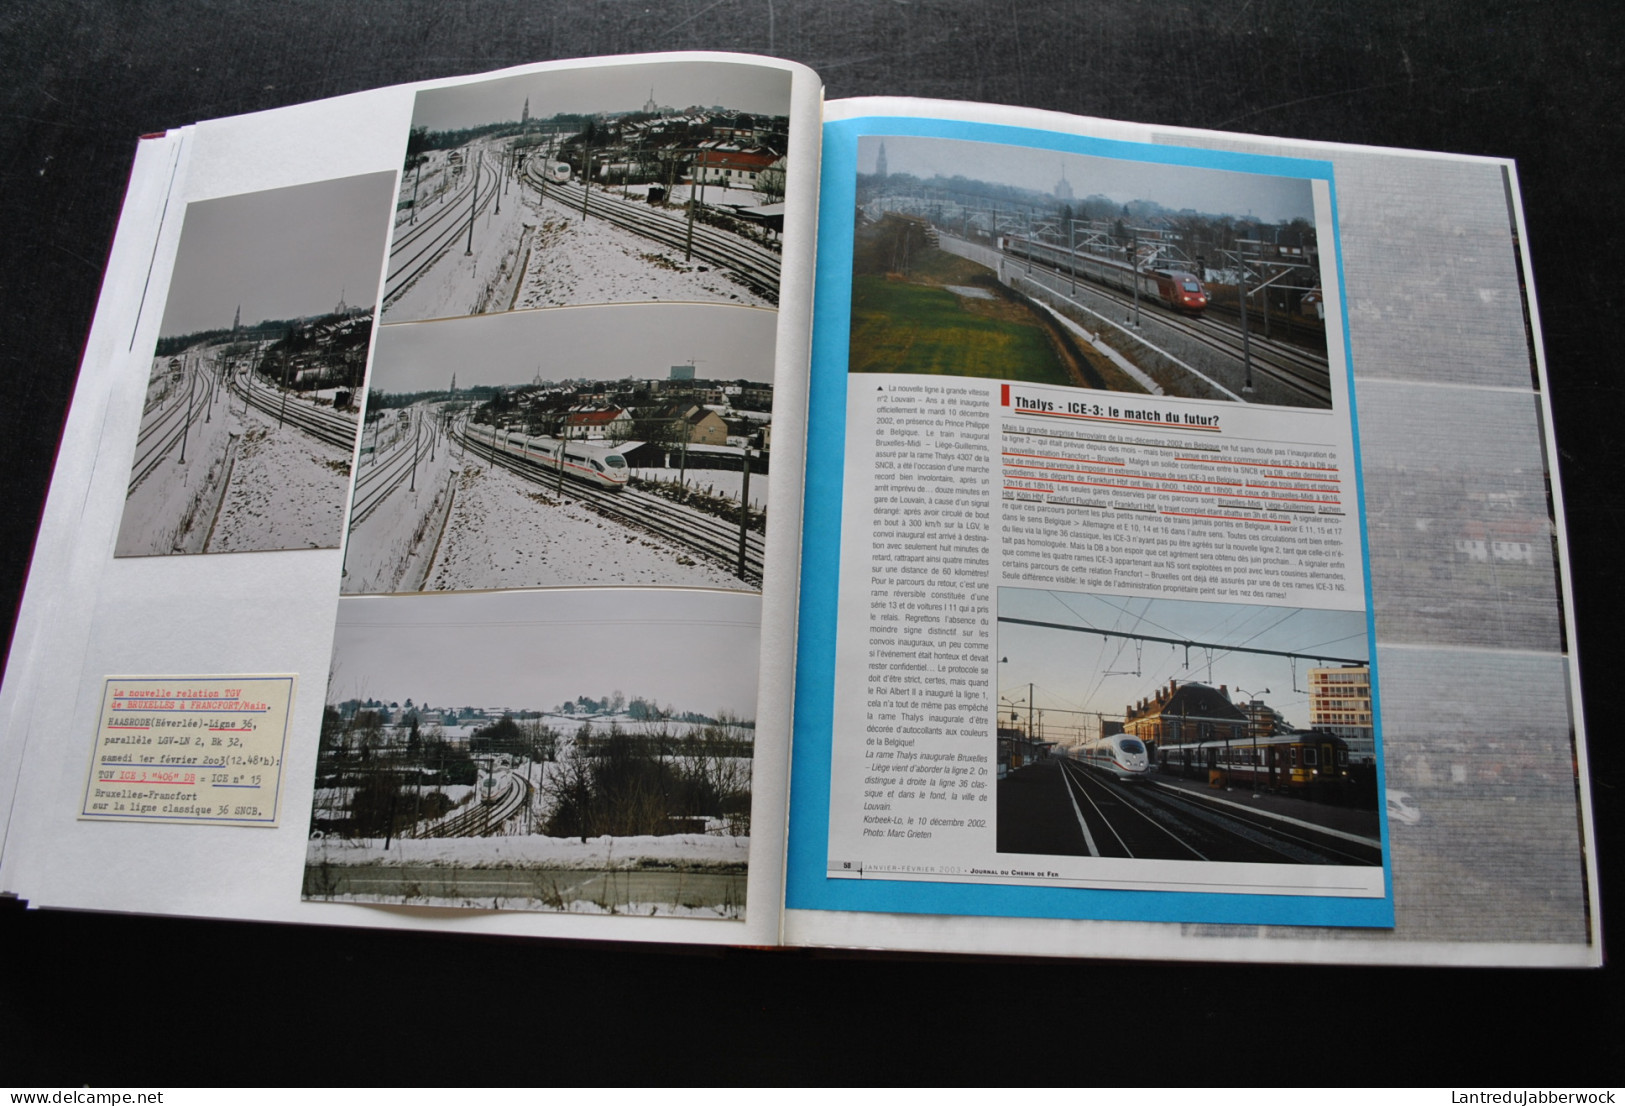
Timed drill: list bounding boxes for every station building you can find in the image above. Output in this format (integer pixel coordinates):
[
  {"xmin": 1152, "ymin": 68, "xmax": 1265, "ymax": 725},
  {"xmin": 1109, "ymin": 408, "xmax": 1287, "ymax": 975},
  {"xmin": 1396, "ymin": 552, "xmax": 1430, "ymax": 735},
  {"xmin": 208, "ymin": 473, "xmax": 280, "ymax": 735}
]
[{"xmin": 1122, "ymin": 679, "xmax": 1249, "ymax": 760}]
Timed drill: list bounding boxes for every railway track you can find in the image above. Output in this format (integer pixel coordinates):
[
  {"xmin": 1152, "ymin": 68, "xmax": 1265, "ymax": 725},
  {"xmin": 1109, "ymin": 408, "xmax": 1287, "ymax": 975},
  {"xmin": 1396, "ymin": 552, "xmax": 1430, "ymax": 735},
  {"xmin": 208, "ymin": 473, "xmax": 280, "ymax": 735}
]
[
  {"xmin": 1054, "ymin": 758, "xmax": 1380, "ymax": 864},
  {"xmin": 126, "ymin": 364, "xmax": 212, "ymax": 493},
  {"xmin": 458, "ymin": 427, "xmax": 764, "ymax": 585},
  {"xmin": 383, "ymin": 151, "xmax": 500, "ymax": 308},
  {"xmin": 349, "ymin": 416, "xmax": 437, "ymax": 527},
  {"xmin": 520, "ymin": 157, "xmax": 781, "ymax": 302},
  {"xmin": 230, "ymin": 365, "xmax": 360, "ymax": 451},
  {"xmin": 1011, "ymin": 248, "xmax": 1333, "ymax": 406},
  {"xmin": 418, "ymin": 771, "xmax": 530, "ymax": 838}
]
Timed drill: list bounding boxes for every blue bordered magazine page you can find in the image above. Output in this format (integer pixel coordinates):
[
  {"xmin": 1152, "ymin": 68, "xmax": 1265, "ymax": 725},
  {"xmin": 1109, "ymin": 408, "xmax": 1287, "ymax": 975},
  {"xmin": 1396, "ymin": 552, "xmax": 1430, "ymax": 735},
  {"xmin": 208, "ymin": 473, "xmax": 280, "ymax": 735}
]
[{"xmin": 781, "ymin": 97, "xmax": 1600, "ymax": 965}]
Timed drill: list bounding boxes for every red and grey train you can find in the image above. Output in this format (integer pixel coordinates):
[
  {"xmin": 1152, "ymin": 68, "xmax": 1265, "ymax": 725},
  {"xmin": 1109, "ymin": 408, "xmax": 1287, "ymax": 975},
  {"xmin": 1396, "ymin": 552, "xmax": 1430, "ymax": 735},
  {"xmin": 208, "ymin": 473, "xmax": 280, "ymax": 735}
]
[{"xmin": 998, "ymin": 234, "xmax": 1209, "ymax": 314}]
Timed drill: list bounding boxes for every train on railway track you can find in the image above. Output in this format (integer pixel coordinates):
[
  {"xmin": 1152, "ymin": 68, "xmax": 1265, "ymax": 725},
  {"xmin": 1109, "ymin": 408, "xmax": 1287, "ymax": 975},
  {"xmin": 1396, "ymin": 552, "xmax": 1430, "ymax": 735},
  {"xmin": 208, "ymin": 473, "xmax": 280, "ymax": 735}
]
[
  {"xmin": 465, "ymin": 422, "xmax": 631, "ymax": 491},
  {"xmin": 1154, "ymin": 730, "xmax": 1352, "ymax": 797},
  {"xmin": 998, "ymin": 234, "xmax": 1209, "ymax": 314},
  {"xmin": 477, "ymin": 754, "xmax": 514, "ymax": 805},
  {"xmin": 1077, "ymin": 733, "xmax": 1153, "ymax": 782}
]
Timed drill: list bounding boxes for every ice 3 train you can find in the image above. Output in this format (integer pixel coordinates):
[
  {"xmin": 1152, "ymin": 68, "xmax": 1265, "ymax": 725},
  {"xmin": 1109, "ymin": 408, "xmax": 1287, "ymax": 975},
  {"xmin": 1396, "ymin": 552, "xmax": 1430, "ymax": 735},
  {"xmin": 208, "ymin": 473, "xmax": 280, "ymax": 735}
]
[
  {"xmin": 1076, "ymin": 733, "xmax": 1153, "ymax": 781},
  {"xmin": 464, "ymin": 423, "xmax": 630, "ymax": 491}
]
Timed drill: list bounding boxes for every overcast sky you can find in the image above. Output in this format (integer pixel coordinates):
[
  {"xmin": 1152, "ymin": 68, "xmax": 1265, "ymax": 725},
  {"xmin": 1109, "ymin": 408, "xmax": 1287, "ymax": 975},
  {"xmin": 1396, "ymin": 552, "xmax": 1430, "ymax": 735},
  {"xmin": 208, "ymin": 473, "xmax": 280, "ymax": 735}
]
[
  {"xmin": 328, "ymin": 589, "xmax": 762, "ymax": 716},
  {"xmin": 371, "ymin": 302, "xmax": 779, "ymax": 391},
  {"xmin": 861, "ymin": 134, "xmax": 1316, "ymax": 224},
  {"xmin": 159, "ymin": 172, "xmax": 395, "ymax": 338},
  {"xmin": 412, "ymin": 60, "xmax": 792, "ymax": 132},
  {"xmin": 996, "ymin": 589, "xmax": 1369, "ymax": 743}
]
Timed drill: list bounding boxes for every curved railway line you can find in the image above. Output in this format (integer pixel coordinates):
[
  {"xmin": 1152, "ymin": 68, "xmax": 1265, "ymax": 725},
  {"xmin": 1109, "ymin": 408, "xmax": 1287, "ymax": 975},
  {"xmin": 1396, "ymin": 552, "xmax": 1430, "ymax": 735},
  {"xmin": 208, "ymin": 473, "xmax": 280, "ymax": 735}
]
[
  {"xmin": 1009, "ymin": 247, "xmax": 1334, "ymax": 406},
  {"xmin": 417, "ymin": 771, "xmax": 531, "ymax": 838},
  {"xmin": 383, "ymin": 153, "xmax": 501, "ymax": 308},
  {"xmin": 349, "ymin": 417, "xmax": 436, "ymax": 527},
  {"xmin": 229, "ymin": 365, "xmax": 360, "ymax": 451},
  {"xmin": 126, "ymin": 365, "xmax": 214, "ymax": 493}
]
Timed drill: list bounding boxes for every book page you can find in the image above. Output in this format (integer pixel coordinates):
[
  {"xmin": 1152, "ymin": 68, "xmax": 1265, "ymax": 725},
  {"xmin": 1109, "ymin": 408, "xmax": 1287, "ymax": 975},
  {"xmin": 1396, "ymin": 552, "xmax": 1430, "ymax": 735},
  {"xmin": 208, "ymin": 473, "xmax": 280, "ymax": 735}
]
[
  {"xmin": 789, "ymin": 103, "xmax": 1389, "ymax": 927},
  {"xmin": 0, "ymin": 53, "xmax": 821, "ymax": 949},
  {"xmin": 784, "ymin": 95, "xmax": 1601, "ymax": 963}
]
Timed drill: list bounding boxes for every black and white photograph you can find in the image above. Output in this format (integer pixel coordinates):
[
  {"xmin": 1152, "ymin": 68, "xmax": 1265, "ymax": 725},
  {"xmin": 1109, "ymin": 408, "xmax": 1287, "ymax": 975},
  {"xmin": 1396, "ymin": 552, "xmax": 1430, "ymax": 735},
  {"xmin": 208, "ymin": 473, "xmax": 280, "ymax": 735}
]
[
  {"xmin": 114, "ymin": 172, "xmax": 395, "ymax": 557},
  {"xmin": 303, "ymin": 587, "xmax": 760, "ymax": 917},
  {"xmin": 850, "ymin": 134, "xmax": 1332, "ymax": 408},
  {"xmin": 383, "ymin": 60, "xmax": 792, "ymax": 322},
  {"xmin": 341, "ymin": 302, "xmax": 773, "ymax": 594},
  {"xmin": 995, "ymin": 587, "xmax": 1381, "ymax": 862}
]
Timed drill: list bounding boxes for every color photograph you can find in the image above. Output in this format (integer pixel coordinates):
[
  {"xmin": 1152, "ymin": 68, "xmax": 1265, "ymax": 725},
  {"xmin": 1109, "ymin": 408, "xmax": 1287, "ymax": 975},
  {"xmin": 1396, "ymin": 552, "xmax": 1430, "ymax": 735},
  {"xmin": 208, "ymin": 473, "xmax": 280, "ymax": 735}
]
[
  {"xmin": 849, "ymin": 134, "xmax": 1333, "ymax": 409},
  {"xmin": 995, "ymin": 587, "xmax": 1381, "ymax": 862},
  {"xmin": 114, "ymin": 172, "xmax": 394, "ymax": 556},
  {"xmin": 304, "ymin": 587, "xmax": 760, "ymax": 918},
  {"xmin": 383, "ymin": 60, "xmax": 792, "ymax": 322},
  {"xmin": 341, "ymin": 302, "xmax": 774, "ymax": 594}
]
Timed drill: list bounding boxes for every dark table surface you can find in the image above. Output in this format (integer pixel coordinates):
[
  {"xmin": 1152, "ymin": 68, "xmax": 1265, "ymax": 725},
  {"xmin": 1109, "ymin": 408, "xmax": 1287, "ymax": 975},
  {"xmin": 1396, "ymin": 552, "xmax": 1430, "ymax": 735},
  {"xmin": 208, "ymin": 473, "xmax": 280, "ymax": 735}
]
[{"xmin": 1, "ymin": 0, "xmax": 1619, "ymax": 1085}]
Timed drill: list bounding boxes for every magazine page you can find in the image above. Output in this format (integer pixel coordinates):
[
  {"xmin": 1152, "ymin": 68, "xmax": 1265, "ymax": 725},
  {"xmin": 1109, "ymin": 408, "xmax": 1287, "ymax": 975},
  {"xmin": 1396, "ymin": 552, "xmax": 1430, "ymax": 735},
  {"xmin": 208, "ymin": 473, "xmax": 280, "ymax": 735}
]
[
  {"xmin": 0, "ymin": 53, "xmax": 822, "ymax": 949},
  {"xmin": 783, "ymin": 98, "xmax": 1597, "ymax": 964}
]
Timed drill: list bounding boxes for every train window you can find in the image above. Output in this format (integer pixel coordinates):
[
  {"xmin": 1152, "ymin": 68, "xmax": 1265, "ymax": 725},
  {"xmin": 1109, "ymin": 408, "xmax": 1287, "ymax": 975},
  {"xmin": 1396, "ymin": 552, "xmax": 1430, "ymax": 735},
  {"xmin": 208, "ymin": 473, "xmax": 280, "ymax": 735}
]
[
  {"xmin": 1338, "ymin": 749, "xmax": 1349, "ymax": 766},
  {"xmin": 1120, "ymin": 739, "xmax": 1144, "ymax": 754},
  {"xmin": 1303, "ymin": 747, "xmax": 1318, "ymax": 766},
  {"xmin": 1182, "ymin": 280, "xmax": 1200, "ymax": 291},
  {"xmin": 1290, "ymin": 748, "xmax": 1299, "ymax": 767},
  {"xmin": 605, "ymin": 454, "xmax": 627, "ymax": 468}
]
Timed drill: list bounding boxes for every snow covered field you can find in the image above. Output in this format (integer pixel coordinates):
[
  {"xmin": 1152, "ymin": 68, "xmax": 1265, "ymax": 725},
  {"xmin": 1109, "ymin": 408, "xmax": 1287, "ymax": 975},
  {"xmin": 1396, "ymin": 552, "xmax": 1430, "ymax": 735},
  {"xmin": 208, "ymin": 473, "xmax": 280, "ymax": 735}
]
[
  {"xmin": 633, "ymin": 466, "xmax": 768, "ymax": 512},
  {"xmin": 342, "ymin": 413, "xmax": 750, "ymax": 593},
  {"xmin": 305, "ymin": 712, "xmax": 754, "ymax": 917}
]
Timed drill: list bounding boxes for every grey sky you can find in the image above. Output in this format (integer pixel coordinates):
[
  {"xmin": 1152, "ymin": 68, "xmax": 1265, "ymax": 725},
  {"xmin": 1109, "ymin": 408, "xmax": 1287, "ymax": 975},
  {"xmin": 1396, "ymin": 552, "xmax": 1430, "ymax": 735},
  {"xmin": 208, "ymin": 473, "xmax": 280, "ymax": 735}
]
[
  {"xmin": 862, "ymin": 134, "xmax": 1317, "ymax": 224},
  {"xmin": 328, "ymin": 589, "xmax": 762, "ymax": 716},
  {"xmin": 371, "ymin": 302, "xmax": 779, "ymax": 392},
  {"xmin": 412, "ymin": 60, "xmax": 792, "ymax": 132},
  {"xmin": 996, "ymin": 589, "xmax": 1369, "ymax": 743},
  {"xmin": 159, "ymin": 172, "xmax": 396, "ymax": 338}
]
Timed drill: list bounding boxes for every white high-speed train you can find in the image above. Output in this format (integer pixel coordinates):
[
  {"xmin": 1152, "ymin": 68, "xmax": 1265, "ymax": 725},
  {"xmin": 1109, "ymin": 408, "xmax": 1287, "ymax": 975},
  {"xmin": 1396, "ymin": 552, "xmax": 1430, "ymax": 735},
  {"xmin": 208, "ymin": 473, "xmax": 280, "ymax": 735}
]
[
  {"xmin": 465, "ymin": 423, "xmax": 630, "ymax": 491},
  {"xmin": 1077, "ymin": 733, "xmax": 1152, "ymax": 782}
]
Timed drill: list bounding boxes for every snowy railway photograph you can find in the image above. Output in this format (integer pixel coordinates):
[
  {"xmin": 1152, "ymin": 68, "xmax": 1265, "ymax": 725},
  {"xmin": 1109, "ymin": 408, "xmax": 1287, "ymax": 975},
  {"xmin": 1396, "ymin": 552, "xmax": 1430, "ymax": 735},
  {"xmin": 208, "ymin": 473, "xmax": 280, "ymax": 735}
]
[
  {"xmin": 114, "ymin": 172, "xmax": 395, "ymax": 556},
  {"xmin": 384, "ymin": 58, "xmax": 791, "ymax": 322},
  {"xmin": 303, "ymin": 588, "xmax": 761, "ymax": 918},
  {"xmin": 341, "ymin": 303, "xmax": 775, "ymax": 594}
]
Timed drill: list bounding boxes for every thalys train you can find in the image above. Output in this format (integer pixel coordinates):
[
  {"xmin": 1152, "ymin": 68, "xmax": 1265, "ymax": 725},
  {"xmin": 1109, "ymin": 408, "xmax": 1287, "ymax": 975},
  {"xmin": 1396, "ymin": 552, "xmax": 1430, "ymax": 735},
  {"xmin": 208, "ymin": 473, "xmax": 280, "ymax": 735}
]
[
  {"xmin": 1077, "ymin": 733, "xmax": 1152, "ymax": 781},
  {"xmin": 998, "ymin": 234, "xmax": 1209, "ymax": 314},
  {"xmin": 1155, "ymin": 730, "xmax": 1351, "ymax": 796},
  {"xmin": 464, "ymin": 422, "xmax": 631, "ymax": 491}
]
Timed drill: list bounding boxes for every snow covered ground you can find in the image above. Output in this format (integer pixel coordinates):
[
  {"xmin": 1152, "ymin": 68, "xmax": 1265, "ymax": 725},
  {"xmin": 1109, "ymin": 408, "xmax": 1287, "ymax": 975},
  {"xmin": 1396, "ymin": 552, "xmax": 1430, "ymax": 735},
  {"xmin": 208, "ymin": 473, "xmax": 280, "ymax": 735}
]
[
  {"xmin": 304, "ymin": 725, "xmax": 752, "ymax": 917},
  {"xmin": 308, "ymin": 831, "xmax": 748, "ymax": 869},
  {"xmin": 341, "ymin": 413, "xmax": 749, "ymax": 593},
  {"xmin": 633, "ymin": 467, "xmax": 767, "ymax": 511},
  {"xmin": 383, "ymin": 142, "xmax": 774, "ymax": 323},
  {"xmin": 208, "ymin": 401, "xmax": 353, "ymax": 552},
  {"xmin": 427, "ymin": 455, "xmax": 746, "ymax": 591},
  {"xmin": 116, "ymin": 353, "xmax": 353, "ymax": 556}
]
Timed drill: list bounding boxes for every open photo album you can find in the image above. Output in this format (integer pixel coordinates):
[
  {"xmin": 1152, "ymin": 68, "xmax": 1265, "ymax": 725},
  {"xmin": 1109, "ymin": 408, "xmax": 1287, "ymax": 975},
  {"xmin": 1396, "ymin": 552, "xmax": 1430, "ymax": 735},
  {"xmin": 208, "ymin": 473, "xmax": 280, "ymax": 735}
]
[{"xmin": 0, "ymin": 52, "xmax": 1599, "ymax": 966}]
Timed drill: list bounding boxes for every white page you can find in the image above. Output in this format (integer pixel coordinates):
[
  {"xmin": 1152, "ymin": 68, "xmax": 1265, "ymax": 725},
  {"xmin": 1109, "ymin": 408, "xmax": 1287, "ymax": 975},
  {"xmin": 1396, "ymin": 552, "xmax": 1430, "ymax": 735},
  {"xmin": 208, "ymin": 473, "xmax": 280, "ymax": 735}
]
[{"xmin": 0, "ymin": 53, "xmax": 822, "ymax": 949}]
